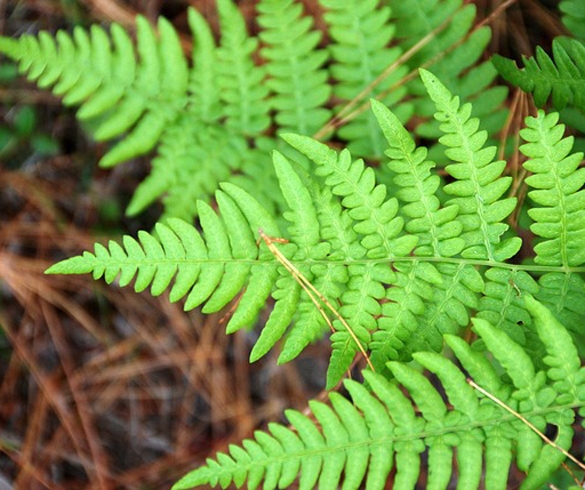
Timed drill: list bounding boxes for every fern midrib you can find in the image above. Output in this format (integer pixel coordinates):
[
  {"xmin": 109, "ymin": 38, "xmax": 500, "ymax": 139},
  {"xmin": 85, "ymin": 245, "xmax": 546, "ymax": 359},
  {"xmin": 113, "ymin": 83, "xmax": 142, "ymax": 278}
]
[
  {"xmin": 308, "ymin": 256, "xmax": 583, "ymax": 274},
  {"xmin": 95, "ymin": 256, "xmax": 585, "ymax": 274},
  {"xmin": 549, "ymin": 145, "xmax": 570, "ymax": 268}
]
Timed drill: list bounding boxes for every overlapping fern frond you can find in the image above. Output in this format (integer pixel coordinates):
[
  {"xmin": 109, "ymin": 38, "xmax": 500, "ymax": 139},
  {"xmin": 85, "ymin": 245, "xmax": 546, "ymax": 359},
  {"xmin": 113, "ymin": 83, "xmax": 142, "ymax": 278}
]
[
  {"xmin": 520, "ymin": 110, "xmax": 585, "ymax": 332},
  {"xmin": 0, "ymin": 0, "xmax": 507, "ymax": 221},
  {"xmin": 172, "ymin": 296, "xmax": 585, "ymax": 490},
  {"xmin": 560, "ymin": 0, "xmax": 585, "ymax": 41},
  {"xmin": 493, "ymin": 37, "xmax": 585, "ymax": 112},
  {"xmin": 390, "ymin": 0, "xmax": 508, "ymax": 139},
  {"xmin": 258, "ymin": 0, "xmax": 331, "ymax": 136},
  {"xmin": 320, "ymin": 0, "xmax": 406, "ymax": 158},
  {"xmin": 0, "ymin": 16, "xmax": 187, "ymax": 168}
]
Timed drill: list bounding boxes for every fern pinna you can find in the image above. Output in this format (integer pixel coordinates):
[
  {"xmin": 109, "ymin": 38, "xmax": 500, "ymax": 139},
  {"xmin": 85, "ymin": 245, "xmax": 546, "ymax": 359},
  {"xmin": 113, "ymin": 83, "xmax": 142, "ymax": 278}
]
[
  {"xmin": 492, "ymin": 0, "xmax": 585, "ymax": 116},
  {"xmin": 46, "ymin": 69, "xmax": 585, "ymax": 488},
  {"xmin": 0, "ymin": 0, "xmax": 506, "ymax": 222}
]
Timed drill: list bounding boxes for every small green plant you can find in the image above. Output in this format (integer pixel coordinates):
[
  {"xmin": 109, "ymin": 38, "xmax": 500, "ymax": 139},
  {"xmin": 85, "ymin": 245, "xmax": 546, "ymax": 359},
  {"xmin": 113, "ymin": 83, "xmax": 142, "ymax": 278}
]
[
  {"xmin": 3, "ymin": 0, "xmax": 585, "ymax": 488},
  {"xmin": 0, "ymin": 101, "xmax": 60, "ymax": 165}
]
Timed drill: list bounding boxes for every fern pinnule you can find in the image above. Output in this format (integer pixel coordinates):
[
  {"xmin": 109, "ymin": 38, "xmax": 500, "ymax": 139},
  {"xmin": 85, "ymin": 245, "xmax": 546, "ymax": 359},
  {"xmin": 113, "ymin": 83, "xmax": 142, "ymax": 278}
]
[
  {"xmin": 524, "ymin": 295, "xmax": 581, "ymax": 401},
  {"xmin": 519, "ymin": 109, "xmax": 585, "ymax": 332},
  {"xmin": 46, "ymin": 188, "xmax": 280, "ymax": 330},
  {"xmin": 218, "ymin": 183, "xmax": 282, "ymax": 335},
  {"xmin": 257, "ymin": 0, "xmax": 331, "ymax": 135},
  {"xmin": 262, "ymin": 152, "xmax": 332, "ymax": 363},
  {"xmin": 371, "ymin": 98, "xmax": 464, "ymax": 258},
  {"xmin": 94, "ymin": 16, "xmax": 188, "ymax": 167},
  {"xmin": 187, "ymin": 7, "xmax": 222, "ymax": 123},
  {"xmin": 521, "ymin": 110, "xmax": 585, "ymax": 267},
  {"xmin": 76, "ymin": 25, "xmax": 135, "ymax": 119}
]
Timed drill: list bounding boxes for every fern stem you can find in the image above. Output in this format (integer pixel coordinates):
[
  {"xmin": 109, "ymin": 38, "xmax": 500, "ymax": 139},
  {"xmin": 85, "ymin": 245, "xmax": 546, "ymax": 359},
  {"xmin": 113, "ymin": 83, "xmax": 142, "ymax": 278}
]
[{"xmin": 259, "ymin": 229, "xmax": 375, "ymax": 373}]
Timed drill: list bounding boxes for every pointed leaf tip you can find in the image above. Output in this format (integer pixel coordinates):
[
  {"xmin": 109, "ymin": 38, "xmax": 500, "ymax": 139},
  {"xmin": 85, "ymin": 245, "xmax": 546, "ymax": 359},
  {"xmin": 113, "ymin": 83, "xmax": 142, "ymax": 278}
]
[
  {"xmin": 45, "ymin": 255, "xmax": 94, "ymax": 275},
  {"xmin": 171, "ymin": 467, "xmax": 213, "ymax": 490}
]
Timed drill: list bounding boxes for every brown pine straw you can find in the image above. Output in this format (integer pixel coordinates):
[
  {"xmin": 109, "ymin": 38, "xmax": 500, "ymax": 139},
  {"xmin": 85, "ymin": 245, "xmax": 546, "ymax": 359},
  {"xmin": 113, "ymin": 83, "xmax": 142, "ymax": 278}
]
[
  {"xmin": 0, "ymin": 162, "xmax": 321, "ymax": 487},
  {"xmin": 0, "ymin": 2, "xmax": 573, "ymax": 488}
]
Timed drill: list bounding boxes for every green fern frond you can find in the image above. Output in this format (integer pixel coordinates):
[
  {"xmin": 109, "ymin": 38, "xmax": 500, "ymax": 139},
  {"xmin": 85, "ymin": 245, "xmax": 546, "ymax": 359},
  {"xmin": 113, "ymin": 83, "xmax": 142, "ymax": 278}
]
[
  {"xmin": 521, "ymin": 110, "xmax": 585, "ymax": 266},
  {"xmin": 46, "ymin": 187, "xmax": 280, "ymax": 329},
  {"xmin": 391, "ymin": 0, "xmax": 507, "ymax": 140},
  {"xmin": 187, "ymin": 7, "xmax": 222, "ymax": 123},
  {"xmin": 520, "ymin": 110, "xmax": 585, "ymax": 333},
  {"xmin": 560, "ymin": 0, "xmax": 585, "ymax": 42},
  {"xmin": 172, "ymin": 298, "xmax": 585, "ymax": 490},
  {"xmin": 320, "ymin": 0, "xmax": 407, "ymax": 158},
  {"xmin": 257, "ymin": 0, "xmax": 331, "ymax": 135},
  {"xmin": 493, "ymin": 38, "xmax": 585, "ymax": 112},
  {"xmin": 45, "ymin": 73, "xmax": 585, "ymax": 489},
  {"xmin": 371, "ymin": 98, "xmax": 463, "ymax": 258},
  {"xmin": 47, "ymin": 70, "xmax": 567, "ymax": 390},
  {"xmin": 421, "ymin": 69, "xmax": 521, "ymax": 261},
  {"xmin": 0, "ymin": 17, "xmax": 188, "ymax": 168},
  {"xmin": 216, "ymin": 0, "xmax": 270, "ymax": 136},
  {"xmin": 370, "ymin": 98, "xmax": 484, "ymax": 358}
]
